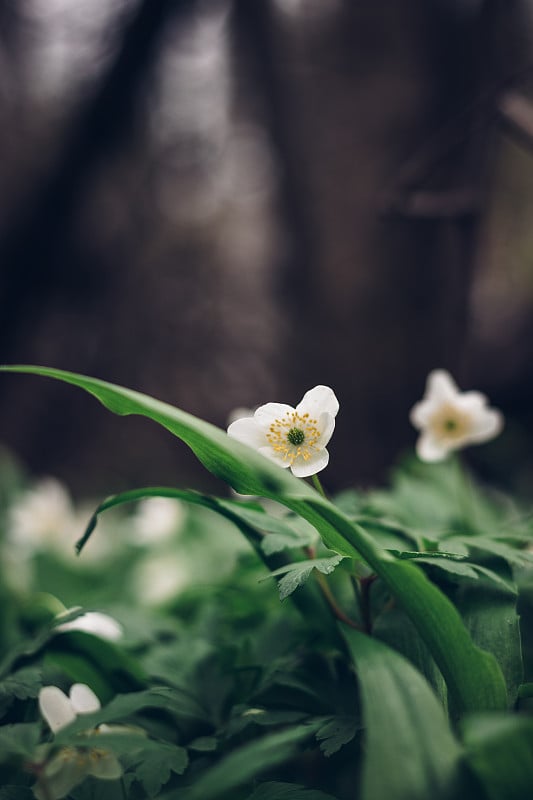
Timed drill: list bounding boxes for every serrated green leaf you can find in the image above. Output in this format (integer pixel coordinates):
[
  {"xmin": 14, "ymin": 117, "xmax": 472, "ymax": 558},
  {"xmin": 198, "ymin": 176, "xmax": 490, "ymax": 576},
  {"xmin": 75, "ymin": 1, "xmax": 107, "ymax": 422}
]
[
  {"xmin": 0, "ymin": 366, "xmax": 508, "ymax": 713},
  {"xmin": 314, "ymin": 715, "xmax": 358, "ymax": 757},
  {"xmin": 394, "ymin": 554, "xmax": 516, "ymax": 594},
  {"xmin": 131, "ymin": 744, "xmax": 189, "ymax": 797},
  {"xmin": 163, "ymin": 723, "xmax": 318, "ymax": 800},
  {"xmin": 262, "ymin": 556, "xmax": 345, "ymax": 601},
  {"xmin": 0, "ymin": 666, "xmax": 42, "ymax": 718},
  {"xmin": 393, "ymin": 550, "xmax": 468, "ymax": 562},
  {"xmin": 0, "ymin": 667, "xmax": 42, "ymax": 701},
  {"xmin": 468, "ymin": 538, "xmax": 533, "ymax": 567},
  {"xmin": 341, "ymin": 627, "xmax": 465, "ymax": 800},
  {"xmin": 0, "ymin": 723, "xmax": 40, "ymax": 761},
  {"xmin": 303, "ymin": 500, "xmax": 507, "ymax": 712},
  {"xmin": 461, "ymin": 713, "xmax": 533, "ymax": 800}
]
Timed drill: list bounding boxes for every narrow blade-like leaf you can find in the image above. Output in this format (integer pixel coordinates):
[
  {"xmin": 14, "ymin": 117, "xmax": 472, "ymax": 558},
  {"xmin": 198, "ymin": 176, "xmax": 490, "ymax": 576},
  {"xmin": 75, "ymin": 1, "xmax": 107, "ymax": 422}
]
[{"xmin": 0, "ymin": 366, "xmax": 508, "ymax": 713}]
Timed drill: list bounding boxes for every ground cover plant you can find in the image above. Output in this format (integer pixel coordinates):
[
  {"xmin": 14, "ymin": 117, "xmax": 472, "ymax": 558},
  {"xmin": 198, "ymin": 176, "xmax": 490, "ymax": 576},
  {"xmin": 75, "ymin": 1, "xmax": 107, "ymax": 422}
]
[{"xmin": 0, "ymin": 365, "xmax": 532, "ymax": 800}]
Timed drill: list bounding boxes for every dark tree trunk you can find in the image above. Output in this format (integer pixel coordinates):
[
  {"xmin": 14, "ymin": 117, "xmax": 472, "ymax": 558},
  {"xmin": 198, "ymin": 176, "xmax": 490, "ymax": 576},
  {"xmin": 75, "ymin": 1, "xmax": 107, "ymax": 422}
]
[{"xmin": 234, "ymin": 0, "xmax": 532, "ymax": 488}]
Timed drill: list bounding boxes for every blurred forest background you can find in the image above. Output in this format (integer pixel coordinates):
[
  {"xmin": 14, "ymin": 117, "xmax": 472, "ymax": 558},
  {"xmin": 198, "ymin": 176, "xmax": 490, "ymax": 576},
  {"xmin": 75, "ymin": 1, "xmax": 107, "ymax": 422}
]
[{"xmin": 0, "ymin": 0, "xmax": 533, "ymax": 496}]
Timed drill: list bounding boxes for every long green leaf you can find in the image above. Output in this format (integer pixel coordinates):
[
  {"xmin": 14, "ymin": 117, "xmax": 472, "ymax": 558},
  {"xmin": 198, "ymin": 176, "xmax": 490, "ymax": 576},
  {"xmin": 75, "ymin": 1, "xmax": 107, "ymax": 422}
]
[
  {"xmin": 163, "ymin": 724, "xmax": 319, "ymax": 800},
  {"xmin": 290, "ymin": 497, "xmax": 507, "ymax": 712},
  {"xmin": 461, "ymin": 713, "xmax": 533, "ymax": 800},
  {"xmin": 76, "ymin": 486, "xmax": 338, "ymax": 636},
  {"xmin": 342, "ymin": 627, "xmax": 465, "ymax": 800},
  {"xmin": 0, "ymin": 365, "xmax": 508, "ymax": 713}
]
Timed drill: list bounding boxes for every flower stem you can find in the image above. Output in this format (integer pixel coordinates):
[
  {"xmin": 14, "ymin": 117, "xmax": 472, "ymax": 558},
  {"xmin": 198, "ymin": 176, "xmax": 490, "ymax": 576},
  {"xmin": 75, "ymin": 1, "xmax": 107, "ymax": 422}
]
[
  {"xmin": 311, "ymin": 474, "xmax": 328, "ymax": 499},
  {"xmin": 451, "ymin": 454, "xmax": 478, "ymax": 531},
  {"xmin": 315, "ymin": 572, "xmax": 361, "ymax": 630},
  {"xmin": 358, "ymin": 575, "xmax": 377, "ymax": 634}
]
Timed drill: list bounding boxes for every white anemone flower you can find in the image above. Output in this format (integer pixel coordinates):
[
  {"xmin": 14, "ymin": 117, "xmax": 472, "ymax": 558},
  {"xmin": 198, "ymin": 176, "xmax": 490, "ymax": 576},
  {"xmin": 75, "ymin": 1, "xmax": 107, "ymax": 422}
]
[
  {"xmin": 34, "ymin": 683, "xmax": 122, "ymax": 800},
  {"xmin": 8, "ymin": 479, "xmax": 75, "ymax": 553},
  {"xmin": 131, "ymin": 497, "xmax": 185, "ymax": 544},
  {"xmin": 410, "ymin": 369, "xmax": 503, "ymax": 462},
  {"xmin": 54, "ymin": 610, "xmax": 124, "ymax": 641},
  {"xmin": 227, "ymin": 385, "xmax": 339, "ymax": 478},
  {"xmin": 132, "ymin": 553, "xmax": 190, "ymax": 605}
]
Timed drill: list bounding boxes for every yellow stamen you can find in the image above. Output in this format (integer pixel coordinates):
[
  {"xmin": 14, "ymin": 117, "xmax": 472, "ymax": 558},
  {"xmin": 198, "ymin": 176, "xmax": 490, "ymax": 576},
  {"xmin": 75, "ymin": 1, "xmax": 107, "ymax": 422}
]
[
  {"xmin": 429, "ymin": 403, "xmax": 472, "ymax": 442},
  {"xmin": 266, "ymin": 411, "xmax": 322, "ymax": 464}
]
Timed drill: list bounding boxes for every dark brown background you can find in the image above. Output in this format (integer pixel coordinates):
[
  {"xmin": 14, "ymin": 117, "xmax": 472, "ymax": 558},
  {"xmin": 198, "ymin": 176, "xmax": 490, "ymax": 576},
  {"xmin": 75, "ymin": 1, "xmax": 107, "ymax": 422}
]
[{"xmin": 1, "ymin": 0, "xmax": 532, "ymax": 496}]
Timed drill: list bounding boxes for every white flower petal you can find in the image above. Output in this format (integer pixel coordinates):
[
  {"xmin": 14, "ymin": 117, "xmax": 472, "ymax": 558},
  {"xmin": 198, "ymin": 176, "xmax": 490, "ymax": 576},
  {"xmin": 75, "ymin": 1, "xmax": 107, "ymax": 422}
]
[
  {"xmin": 291, "ymin": 449, "xmax": 329, "ymax": 478},
  {"xmin": 227, "ymin": 406, "xmax": 255, "ymax": 426},
  {"xmin": 416, "ymin": 433, "xmax": 449, "ymax": 463},
  {"xmin": 296, "ymin": 385, "xmax": 339, "ymax": 419},
  {"xmin": 411, "ymin": 370, "xmax": 503, "ymax": 457},
  {"xmin": 42, "ymin": 751, "xmax": 89, "ymax": 798},
  {"xmin": 87, "ymin": 751, "xmax": 123, "ymax": 780},
  {"xmin": 253, "ymin": 402, "xmax": 295, "ymax": 429},
  {"xmin": 467, "ymin": 408, "xmax": 504, "ymax": 443},
  {"xmin": 258, "ymin": 446, "xmax": 291, "ymax": 469},
  {"xmin": 316, "ymin": 412, "xmax": 336, "ymax": 447},
  {"xmin": 69, "ymin": 683, "xmax": 101, "ymax": 715},
  {"xmin": 227, "ymin": 416, "xmax": 266, "ymax": 449},
  {"xmin": 39, "ymin": 687, "xmax": 77, "ymax": 733},
  {"xmin": 456, "ymin": 390, "xmax": 488, "ymax": 411},
  {"xmin": 55, "ymin": 612, "xmax": 123, "ymax": 642},
  {"xmin": 409, "ymin": 400, "xmax": 433, "ymax": 429},
  {"xmin": 132, "ymin": 497, "xmax": 185, "ymax": 543},
  {"xmin": 425, "ymin": 370, "xmax": 459, "ymax": 403},
  {"xmin": 133, "ymin": 553, "xmax": 189, "ymax": 605}
]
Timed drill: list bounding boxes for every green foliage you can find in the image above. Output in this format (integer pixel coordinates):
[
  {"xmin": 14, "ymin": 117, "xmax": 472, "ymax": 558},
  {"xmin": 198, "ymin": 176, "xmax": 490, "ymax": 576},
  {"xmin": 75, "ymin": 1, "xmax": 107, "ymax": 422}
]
[
  {"xmin": 0, "ymin": 723, "xmax": 40, "ymax": 761},
  {"xmin": 461, "ymin": 714, "xmax": 533, "ymax": 800},
  {"xmin": 263, "ymin": 555, "xmax": 345, "ymax": 600},
  {"xmin": 167, "ymin": 723, "xmax": 320, "ymax": 800},
  {"xmin": 0, "ymin": 366, "xmax": 508, "ymax": 714},
  {"xmin": 245, "ymin": 783, "xmax": 339, "ymax": 799},
  {"xmin": 0, "ymin": 366, "xmax": 532, "ymax": 799},
  {"xmin": 314, "ymin": 716, "xmax": 359, "ymax": 757},
  {"xmin": 0, "ymin": 667, "xmax": 42, "ymax": 718},
  {"xmin": 342, "ymin": 628, "xmax": 464, "ymax": 800}
]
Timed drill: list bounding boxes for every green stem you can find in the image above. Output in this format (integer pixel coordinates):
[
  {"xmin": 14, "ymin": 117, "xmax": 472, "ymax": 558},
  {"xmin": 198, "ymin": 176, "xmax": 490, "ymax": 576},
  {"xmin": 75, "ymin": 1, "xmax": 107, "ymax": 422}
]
[
  {"xmin": 359, "ymin": 575, "xmax": 377, "ymax": 635},
  {"xmin": 311, "ymin": 474, "xmax": 328, "ymax": 499},
  {"xmin": 315, "ymin": 572, "xmax": 362, "ymax": 630},
  {"xmin": 451, "ymin": 454, "xmax": 478, "ymax": 531}
]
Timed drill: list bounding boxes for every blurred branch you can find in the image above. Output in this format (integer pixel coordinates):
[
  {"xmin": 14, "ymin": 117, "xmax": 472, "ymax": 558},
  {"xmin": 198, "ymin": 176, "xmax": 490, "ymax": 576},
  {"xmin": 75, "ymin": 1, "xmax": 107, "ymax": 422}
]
[
  {"xmin": 384, "ymin": 189, "xmax": 481, "ymax": 219},
  {"xmin": 387, "ymin": 88, "xmax": 533, "ymax": 215},
  {"xmin": 498, "ymin": 90, "xmax": 533, "ymax": 152},
  {"xmin": 0, "ymin": 0, "xmax": 194, "ymax": 354},
  {"xmin": 231, "ymin": 0, "xmax": 314, "ymax": 298}
]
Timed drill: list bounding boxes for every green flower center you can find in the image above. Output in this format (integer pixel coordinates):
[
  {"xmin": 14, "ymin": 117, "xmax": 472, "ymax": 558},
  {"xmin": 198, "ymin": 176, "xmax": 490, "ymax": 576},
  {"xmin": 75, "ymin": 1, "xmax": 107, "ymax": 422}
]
[
  {"xmin": 443, "ymin": 419, "xmax": 458, "ymax": 432},
  {"xmin": 287, "ymin": 427, "xmax": 305, "ymax": 446}
]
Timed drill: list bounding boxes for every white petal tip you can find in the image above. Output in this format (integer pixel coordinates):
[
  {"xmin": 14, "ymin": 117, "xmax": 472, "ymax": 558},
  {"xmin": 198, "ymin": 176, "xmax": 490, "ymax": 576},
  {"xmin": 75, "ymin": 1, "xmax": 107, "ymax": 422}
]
[
  {"xmin": 39, "ymin": 686, "xmax": 77, "ymax": 733},
  {"xmin": 69, "ymin": 683, "xmax": 101, "ymax": 714}
]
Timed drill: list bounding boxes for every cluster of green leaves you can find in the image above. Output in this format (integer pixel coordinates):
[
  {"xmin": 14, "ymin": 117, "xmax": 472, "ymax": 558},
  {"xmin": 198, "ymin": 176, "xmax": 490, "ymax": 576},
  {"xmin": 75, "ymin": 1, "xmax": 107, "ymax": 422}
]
[{"xmin": 0, "ymin": 366, "xmax": 532, "ymax": 800}]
